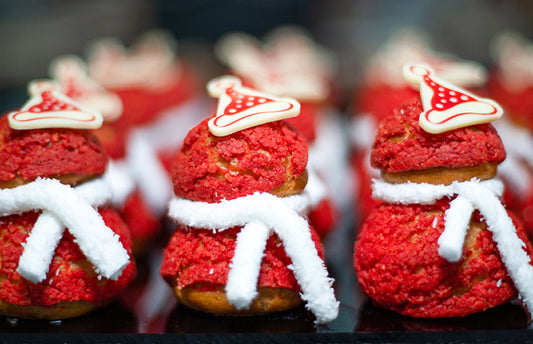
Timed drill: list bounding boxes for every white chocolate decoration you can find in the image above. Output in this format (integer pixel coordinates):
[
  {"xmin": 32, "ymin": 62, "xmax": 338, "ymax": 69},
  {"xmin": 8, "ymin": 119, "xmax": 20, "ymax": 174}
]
[
  {"xmin": 167, "ymin": 191, "xmax": 339, "ymax": 324},
  {"xmin": 206, "ymin": 76, "xmax": 300, "ymax": 137},
  {"xmin": 372, "ymin": 177, "xmax": 533, "ymax": 318},
  {"xmin": 403, "ymin": 64, "xmax": 503, "ymax": 134},
  {"xmin": 8, "ymin": 80, "xmax": 103, "ymax": 130},
  {"xmin": 50, "ymin": 55, "xmax": 123, "ymax": 122}
]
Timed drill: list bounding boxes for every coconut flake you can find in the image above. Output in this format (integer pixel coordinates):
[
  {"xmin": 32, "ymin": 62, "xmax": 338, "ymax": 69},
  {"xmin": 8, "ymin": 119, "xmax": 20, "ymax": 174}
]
[
  {"xmin": 167, "ymin": 191, "xmax": 339, "ymax": 324},
  {"xmin": 10, "ymin": 173, "xmax": 130, "ymax": 283}
]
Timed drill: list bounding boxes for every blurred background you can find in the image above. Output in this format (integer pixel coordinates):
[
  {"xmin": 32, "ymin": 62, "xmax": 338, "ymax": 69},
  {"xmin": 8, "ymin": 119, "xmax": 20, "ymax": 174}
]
[{"xmin": 2, "ymin": 0, "xmax": 533, "ymax": 112}]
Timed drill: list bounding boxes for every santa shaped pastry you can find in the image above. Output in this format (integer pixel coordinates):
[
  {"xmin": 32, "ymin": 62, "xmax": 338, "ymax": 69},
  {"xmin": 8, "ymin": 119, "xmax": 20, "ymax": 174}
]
[
  {"xmin": 354, "ymin": 63, "xmax": 533, "ymax": 318},
  {"xmin": 160, "ymin": 76, "xmax": 339, "ymax": 324},
  {"xmin": 487, "ymin": 32, "xmax": 533, "ymax": 236},
  {"xmin": 350, "ymin": 29, "xmax": 488, "ymax": 222},
  {"xmin": 49, "ymin": 55, "xmax": 161, "ymax": 253},
  {"xmin": 0, "ymin": 80, "xmax": 136, "ymax": 319},
  {"xmin": 215, "ymin": 27, "xmax": 344, "ymax": 238}
]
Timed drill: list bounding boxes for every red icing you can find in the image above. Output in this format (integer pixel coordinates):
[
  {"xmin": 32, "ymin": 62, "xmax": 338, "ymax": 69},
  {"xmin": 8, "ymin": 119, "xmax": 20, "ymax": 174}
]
[
  {"xmin": 410, "ymin": 66, "xmax": 476, "ymax": 113},
  {"xmin": 160, "ymin": 225, "xmax": 323, "ymax": 291},
  {"xmin": 0, "ymin": 116, "xmax": 108, "ymax": 182},
  {"xmin": 370, "ymin": 98, "xmax": 506, "ymax": 173},
  {"xmin": 224, "ymin": 87, "xmax": 274, "ymax": 115},
  {"xmin": 354, "ymin": 200, "xmax": 532, "ymax": 317},
  {"xmin": 0, "ymin": 208, "xmax": 136, "ymax": 306},
  {"xmin": 27, "ymin": 91, "xmax": 79, "ymax": 113},
  {"xmin": 172, "ymin": 118, "xmax": 308, "ymax": 203},
  {"xmin": 211, "ymin": 82, "xmax": 295, "ymax": 130}
]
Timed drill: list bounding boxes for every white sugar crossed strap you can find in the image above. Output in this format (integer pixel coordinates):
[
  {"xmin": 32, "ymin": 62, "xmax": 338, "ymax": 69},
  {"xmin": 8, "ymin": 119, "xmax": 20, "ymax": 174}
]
[
  {"xmin": 372, "ymin": 178, "xmax": 533, "ymax": 316},
  {"xmin": 167, "ymin": 192, "xmax": 339, "ymax": 324},
  {"xmin": 12, "ymin": 164, "xmax": 133, "ymax": 283}
]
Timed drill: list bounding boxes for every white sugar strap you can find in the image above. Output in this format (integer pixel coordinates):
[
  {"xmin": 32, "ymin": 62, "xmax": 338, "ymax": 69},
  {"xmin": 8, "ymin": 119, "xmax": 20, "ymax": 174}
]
[
  {"xmin": 438, "ymin": 196, "xmax": 474, "ymax": 262},
  {"xmin": 17, "ymin": 211, "xmax": 65, "ymax": 283},
  {"xmin": 167, "ymin": 192, "xmax": 339, "ymax": 324},
  {"xmin": 11, "ymin": 173, "xmax": 130, "ymax": 283},
  {"xmin": 372, "ymin": 178, "xmax": 503, "ymax": 205},
  {"xmin": 225, "ymin": 220, "xmax": 270, "ymax": 309},
  {"xmin": 372, "ymin": 178, "xmax": 533, "ymax": 317}
]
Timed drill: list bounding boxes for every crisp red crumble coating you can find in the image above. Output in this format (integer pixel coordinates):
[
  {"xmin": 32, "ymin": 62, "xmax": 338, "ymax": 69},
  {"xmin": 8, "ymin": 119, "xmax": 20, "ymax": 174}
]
[
  {"xmin": 0, "ymin": 207, "xmax": 136, "ymax": 306},
  {"xmin": 354, "ymin": 200, "xmax": 533, "ymax": 318},
  {"xmin": 172, "ymin": 118, "xmax": 308, "ymax": 203},
  {"xmin": 370, "ymin": 98, "xmax": 506, "ymax": 173},
  {"xmin": 0, "ymin": 116, "xmax": 108, "ymax": 182},
  {"xmin": 160, "ymin": 225, "xmax": 323, "ymax": 291}
]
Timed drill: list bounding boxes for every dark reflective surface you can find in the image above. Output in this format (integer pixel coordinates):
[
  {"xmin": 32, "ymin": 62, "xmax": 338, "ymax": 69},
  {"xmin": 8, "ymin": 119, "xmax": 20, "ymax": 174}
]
[
  {"xmin": 356, "ymin": 300, "xmax": 530, "ymax": 332},
  {"xmin": 166, "ymin": 304, "xmax": 317, "ymax": 333}
]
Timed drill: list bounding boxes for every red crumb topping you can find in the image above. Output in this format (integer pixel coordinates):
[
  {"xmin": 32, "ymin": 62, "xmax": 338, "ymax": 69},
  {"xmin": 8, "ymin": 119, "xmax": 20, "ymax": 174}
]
[
  {"xmin": 354, "ymin": 200, "xmax": 533, "ymax": 318},
  {"xmin": 172, "ymin": 118, "xmax": 308, "ymax": 203},
  {"xmin": 354, "ymin": 84, "xmax": 419, "ymax": 121},
  {"xmin": 0, "ymin": 207, "xmax": 136, "ymax": 306},
  {"xmin": 487, "ymin": 72, "xmax": 533, "ymax": 131},
  {"xmin": 119, "ymin": 189, "xmax": 160, "ymax": 243},
  {"xmin": 160, "ymin": 225, "xmax": 323, "ymax": 291},
  {"xmin": 370, "ymin": 98, "xmax": 506, "ymax": 173},
  {"xmin": 113, "ymin": 65, "xmax": 199, "ymax": 127},
  {"xmin": 0, "ymin": 116, "xmax": 108, "ymax": 182},
  {"xmin": 27, "ymin": 91, "xmax": 79, "ymax": 112},
  {"xmin": 285, "ymin": 102, "xmax": 317, "ymax": 143}
]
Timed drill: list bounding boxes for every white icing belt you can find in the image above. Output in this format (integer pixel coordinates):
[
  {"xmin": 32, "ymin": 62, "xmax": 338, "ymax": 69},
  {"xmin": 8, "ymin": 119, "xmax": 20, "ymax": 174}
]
[
  {"xmin": 167, "ymin": 192, "xmax": 339, "ymax": 324},
  {"xmin": 11, "ymin": 165, "xmax": 132, "ymax": 283},
  {"xmin": 372, "ymin": 178, "xmax": 533, "ymax": 317}
]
